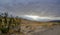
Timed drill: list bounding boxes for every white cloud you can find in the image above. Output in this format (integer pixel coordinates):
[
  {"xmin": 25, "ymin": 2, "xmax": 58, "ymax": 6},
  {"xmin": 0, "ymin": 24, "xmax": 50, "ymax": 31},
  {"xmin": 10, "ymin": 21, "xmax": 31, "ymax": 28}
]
[{"xmin": 0, "ymin": 0, "xmax": 60, "ymax": 17}]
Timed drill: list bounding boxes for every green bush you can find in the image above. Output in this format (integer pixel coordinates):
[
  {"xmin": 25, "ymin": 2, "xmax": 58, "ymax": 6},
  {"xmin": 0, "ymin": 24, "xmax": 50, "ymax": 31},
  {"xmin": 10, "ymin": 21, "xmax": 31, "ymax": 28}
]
[{"xmin": 0, "ymin": 27, "xmax": 9, "ymax": 33}]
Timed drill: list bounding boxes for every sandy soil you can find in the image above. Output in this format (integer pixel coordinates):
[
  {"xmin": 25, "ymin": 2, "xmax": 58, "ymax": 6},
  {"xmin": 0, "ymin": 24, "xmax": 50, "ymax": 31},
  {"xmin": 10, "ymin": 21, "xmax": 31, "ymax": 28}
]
[{"xmin": 32, "ymin": 25, "xmax": 60, "ymax": 35}]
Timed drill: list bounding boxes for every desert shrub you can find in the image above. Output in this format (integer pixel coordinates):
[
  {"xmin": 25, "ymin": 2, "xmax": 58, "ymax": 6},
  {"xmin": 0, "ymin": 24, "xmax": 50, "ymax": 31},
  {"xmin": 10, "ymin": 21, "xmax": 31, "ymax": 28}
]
[
  {"xmin": 0, "ymin": 27, "xmax": 9, "ymax": 33},
  {"xmin": 0, "ymin": 12, "xmax": 21, "ymax": 34}
]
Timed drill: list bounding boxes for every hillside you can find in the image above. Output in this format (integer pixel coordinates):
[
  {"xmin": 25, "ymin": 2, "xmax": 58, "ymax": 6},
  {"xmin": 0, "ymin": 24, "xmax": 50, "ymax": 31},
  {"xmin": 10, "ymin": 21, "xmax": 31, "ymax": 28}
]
[
  {"xmin": 20, "ymin": 18, "xmax": 60, "ymax": 35},
  {"xmin": 0, "ymin": 12, "xmax": 60, "ymax": 35}
]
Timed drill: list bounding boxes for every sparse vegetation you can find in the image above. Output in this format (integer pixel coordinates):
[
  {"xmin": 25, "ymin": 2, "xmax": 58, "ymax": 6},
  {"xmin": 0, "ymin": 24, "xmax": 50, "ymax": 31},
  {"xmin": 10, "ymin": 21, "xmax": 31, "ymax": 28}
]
[
  {"xmin": 0, "ymin": 12, "xmax": 21, "ymax": 35},
  {"xmin": 0, "ymin": 12, "xmax": 60, "ymax": 35}
]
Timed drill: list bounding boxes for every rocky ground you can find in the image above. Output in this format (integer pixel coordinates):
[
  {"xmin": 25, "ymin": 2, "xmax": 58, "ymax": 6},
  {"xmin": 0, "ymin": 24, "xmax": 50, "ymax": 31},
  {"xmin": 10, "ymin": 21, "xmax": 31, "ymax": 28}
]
[
  {"xmin": 0, "ymin": 25, "xmax": 60, "ymax": 35},
  {"xmin": 32, "ymin": 25, "xmax": 60, "ymax": 35}
]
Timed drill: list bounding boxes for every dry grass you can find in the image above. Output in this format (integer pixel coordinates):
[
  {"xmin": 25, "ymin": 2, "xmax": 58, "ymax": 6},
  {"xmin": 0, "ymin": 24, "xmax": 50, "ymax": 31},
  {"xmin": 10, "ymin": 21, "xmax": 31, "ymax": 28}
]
[{"xmin": 20, "ymin": 19, "xmax": 60, "ymax": 35}]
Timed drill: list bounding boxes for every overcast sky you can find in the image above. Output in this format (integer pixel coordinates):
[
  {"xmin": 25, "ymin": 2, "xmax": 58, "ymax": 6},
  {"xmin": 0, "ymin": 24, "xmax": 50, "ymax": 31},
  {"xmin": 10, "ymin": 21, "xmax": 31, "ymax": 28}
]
[{"xmin": 0, "ymin": 0, "xmax": 60, "ymax": 17}]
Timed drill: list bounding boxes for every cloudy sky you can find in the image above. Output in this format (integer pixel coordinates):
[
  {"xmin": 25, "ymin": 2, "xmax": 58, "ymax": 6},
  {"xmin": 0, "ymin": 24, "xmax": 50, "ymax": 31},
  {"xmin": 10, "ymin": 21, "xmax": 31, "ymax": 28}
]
[{"xmin": 0, "ymin": 0, "xmax": 60, "ymax": 17}]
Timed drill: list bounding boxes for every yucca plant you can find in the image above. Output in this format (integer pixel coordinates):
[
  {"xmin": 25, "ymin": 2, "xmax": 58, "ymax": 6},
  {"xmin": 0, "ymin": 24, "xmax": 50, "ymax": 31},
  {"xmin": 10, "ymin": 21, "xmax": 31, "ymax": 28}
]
[
  {"xmin": 0, "ymin": 27, "xmax": 9, "ymax": 33},
  {"xmin": 0, "ymin": 12, "xmax": 8, "ymax": 33}
]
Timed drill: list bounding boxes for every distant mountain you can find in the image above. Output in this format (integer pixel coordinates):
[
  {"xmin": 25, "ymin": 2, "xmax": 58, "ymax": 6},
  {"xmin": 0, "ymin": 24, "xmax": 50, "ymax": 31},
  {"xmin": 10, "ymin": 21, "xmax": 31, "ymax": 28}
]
[
  {"xmin": 19, "ymin": 15, "xmax": 60, "ymax": 22},
  {"xmin": 20, "ymin": 15, "xmax": 53, "ymax": 22},
  {"xmin": 49, "ymin": 20, "xmax": 60, "ymax": 22}
]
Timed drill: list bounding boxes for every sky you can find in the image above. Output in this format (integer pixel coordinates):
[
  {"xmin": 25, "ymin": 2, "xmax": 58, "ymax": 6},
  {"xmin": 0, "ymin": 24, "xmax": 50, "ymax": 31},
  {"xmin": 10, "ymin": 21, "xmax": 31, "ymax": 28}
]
[{"xmin": 0, "ymin": 0, "xmax": 60, "ymax": 17}]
